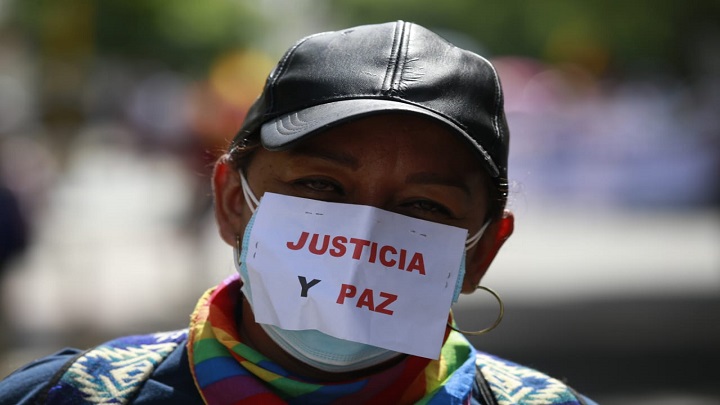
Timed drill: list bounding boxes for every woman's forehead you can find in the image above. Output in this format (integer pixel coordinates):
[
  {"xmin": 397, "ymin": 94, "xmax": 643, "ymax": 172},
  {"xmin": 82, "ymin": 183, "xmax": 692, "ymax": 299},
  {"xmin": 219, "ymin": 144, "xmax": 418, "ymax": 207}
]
[
  {"xmin": 287, "ymin": 114, "xmax": 483, "ymax": 164},
  {"xmin": 251, "ymin": 114, "xmax": 491, "ymax": 193}
]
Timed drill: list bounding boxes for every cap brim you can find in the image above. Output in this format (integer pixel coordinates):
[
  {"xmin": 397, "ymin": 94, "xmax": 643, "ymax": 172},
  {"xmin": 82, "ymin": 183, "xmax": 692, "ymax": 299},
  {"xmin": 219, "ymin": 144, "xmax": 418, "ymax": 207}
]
[{"xmin": 260, "ymin": 98, "xmax": 499, "ymax": 177}]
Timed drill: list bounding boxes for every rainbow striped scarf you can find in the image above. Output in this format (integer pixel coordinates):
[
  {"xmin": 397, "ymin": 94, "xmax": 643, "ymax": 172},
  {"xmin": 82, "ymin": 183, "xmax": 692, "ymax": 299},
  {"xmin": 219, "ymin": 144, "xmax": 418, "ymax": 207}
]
[{"xmin": 187, "ymin": 275, "xmax": 478, "ymax": 404}]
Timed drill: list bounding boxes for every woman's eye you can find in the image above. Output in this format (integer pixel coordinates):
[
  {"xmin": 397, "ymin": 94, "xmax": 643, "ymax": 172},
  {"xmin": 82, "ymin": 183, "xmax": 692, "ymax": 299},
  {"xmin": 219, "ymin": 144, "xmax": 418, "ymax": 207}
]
[
  {"xmin": 297, "ymin": 178, "xmax": 342, "ymax": 193},
  {"xmin": 408, "ymin": 200, "xmax": 451, "ymax": 215}
]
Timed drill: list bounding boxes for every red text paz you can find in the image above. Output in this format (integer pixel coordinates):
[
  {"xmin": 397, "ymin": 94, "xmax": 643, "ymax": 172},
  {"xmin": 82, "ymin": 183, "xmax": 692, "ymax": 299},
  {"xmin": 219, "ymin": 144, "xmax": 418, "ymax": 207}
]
[
  {"xmin": 287, "ymin": 232, "xmax": 426, "ymax": 275},
  {"xmin": 336, "ymin": 283, "xmax": 397, "ymax": 315}
]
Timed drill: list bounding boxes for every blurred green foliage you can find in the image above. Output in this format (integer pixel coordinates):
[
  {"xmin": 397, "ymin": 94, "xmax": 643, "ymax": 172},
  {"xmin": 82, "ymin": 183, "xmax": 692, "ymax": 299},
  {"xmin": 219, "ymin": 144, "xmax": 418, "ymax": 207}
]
[
  {"xmin": 330, "ymin": 0, "xmax": 719, "ymax": 78},
  {"xmin": 94, "ymin": 1, "xmax": 261, "ymax": 71},
  {"xmin": 10, "ymin": 0, "xmax": 265, "ymax": 74},
  {"xmin": 6, "ymin": 0, "xmax": 720, "ymax": 78}
]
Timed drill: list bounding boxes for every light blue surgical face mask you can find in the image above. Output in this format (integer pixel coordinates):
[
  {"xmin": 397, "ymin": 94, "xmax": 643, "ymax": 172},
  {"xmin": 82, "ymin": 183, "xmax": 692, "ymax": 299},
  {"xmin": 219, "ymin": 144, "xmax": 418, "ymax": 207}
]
[
  {"xmin": 234, "ymin": 213, "xmax": 402, "ymax": 372},
  {"xmin": 235, "ymin": 171, "xmax": 489, "ymax": 372}
]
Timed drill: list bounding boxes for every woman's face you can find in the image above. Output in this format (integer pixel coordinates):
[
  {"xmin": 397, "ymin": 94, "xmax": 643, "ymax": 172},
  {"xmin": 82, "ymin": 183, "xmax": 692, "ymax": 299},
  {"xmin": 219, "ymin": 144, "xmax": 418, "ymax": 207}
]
[{"xmin": 215, "ymin": 113, "xmax": 512, "ymax": 293}]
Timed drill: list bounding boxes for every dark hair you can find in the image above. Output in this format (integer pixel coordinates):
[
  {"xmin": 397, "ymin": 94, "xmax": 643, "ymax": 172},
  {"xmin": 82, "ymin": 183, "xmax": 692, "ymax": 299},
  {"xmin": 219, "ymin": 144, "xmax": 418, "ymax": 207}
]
[{"xmin": 226, "ymin": 133, "xmax": 261, "ymax": 173}]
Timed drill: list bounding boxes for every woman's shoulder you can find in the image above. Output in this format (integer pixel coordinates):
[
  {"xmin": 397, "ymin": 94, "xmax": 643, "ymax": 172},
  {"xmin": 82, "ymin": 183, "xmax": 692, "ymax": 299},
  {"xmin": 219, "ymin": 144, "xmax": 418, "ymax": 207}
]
[
  {"xmin": 0, "ymin": 348, "xmax": 83, "ymax": 404},
  {"xmin": 475, "ymin": 351, "xmax": 598, "ymax": 405},
  {"xmin": 0, "ymin": 329, "xmax": 201, "ymax": 405}
]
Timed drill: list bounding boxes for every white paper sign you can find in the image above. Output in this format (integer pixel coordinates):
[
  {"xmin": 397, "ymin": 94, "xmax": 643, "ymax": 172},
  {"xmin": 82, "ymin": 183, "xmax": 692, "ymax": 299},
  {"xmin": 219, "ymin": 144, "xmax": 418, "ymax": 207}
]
[{"xmin": 246, "ymin": 193, "xmax": 467, "ymax": 359}]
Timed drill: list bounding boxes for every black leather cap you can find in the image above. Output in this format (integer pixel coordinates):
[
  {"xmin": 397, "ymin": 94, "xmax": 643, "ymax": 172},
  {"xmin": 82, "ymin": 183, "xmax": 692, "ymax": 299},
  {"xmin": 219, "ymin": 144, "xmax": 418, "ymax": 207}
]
[{"xmin": 232, "ymin": 20, "xmax": 509, "ymax": 184}]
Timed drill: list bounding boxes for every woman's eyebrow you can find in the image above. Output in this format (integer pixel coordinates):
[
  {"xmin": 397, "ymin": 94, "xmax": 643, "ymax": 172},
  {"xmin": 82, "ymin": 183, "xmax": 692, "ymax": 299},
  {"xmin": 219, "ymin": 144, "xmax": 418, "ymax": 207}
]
[
  {"xmin": 405, "ymin": 172, "xmax": 472, "ymax": 196},
  {"xmin": 289, "ymin": 147, "xmax": 360, "ymax": 169}
]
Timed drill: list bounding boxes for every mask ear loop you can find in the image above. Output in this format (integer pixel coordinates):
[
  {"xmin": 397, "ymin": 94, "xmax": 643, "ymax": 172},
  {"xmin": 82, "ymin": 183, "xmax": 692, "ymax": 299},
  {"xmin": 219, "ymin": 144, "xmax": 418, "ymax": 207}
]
[
  {"xmin": 465, "ymin": 219, "xmax": 491, "ymax": 251},
  {"xmin": 239, "ymin": 170, "xmax": 260, "ymax": 214}
]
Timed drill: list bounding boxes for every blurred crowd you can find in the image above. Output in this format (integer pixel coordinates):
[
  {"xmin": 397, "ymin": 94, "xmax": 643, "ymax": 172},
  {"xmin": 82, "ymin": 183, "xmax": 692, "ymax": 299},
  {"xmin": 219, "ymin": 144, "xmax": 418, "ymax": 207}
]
[{"xmin": 495, "ymin": 56, "xmax": 720, "ymax": 208}]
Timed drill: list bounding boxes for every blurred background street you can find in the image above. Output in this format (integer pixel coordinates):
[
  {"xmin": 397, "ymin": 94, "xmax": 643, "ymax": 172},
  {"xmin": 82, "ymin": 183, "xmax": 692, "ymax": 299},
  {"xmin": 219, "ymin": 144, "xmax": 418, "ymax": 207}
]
[{"xmin": 0, "ymin": 1, "xmax": 719, "ymax": 404}]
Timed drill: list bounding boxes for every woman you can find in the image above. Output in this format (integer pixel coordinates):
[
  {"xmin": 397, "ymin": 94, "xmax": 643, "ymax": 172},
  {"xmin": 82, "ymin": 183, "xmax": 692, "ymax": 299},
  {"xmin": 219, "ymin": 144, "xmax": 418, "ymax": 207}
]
[{"xmin": 0, "ymin": 21, "xmax": 596, "ymax": 404}]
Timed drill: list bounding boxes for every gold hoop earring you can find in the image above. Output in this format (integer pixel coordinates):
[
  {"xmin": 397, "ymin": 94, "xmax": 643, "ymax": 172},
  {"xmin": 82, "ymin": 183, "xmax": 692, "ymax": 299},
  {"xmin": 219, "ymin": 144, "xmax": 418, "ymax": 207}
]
[{"xmin": 448, "ymin": 285, "xmax": 504, "ymax": 336}]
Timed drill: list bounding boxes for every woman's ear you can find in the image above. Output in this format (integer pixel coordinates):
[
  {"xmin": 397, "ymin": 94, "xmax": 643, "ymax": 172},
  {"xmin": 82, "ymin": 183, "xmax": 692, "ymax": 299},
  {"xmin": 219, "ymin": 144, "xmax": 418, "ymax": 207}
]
[
  {"xmin": 212, "ymin": 158, "xmax": 249, "ymax": 246},
  {"xmin": 462, "ymin": 210, "xmax": 514, "ymax": 293}
]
